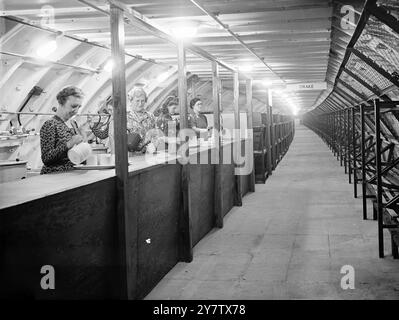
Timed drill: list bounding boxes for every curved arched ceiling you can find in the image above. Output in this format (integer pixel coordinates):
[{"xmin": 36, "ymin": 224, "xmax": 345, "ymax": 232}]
[
  {"xmin": 307, "ymin": 0, "xmax": 399, "ymax": 116},
  {"xmin": 0, "ymin": 0, "xmax": 357, "ymax": 168},
  {"xmin": 0, "ymin": 0, "xmax": 348, "ymax": 114}
]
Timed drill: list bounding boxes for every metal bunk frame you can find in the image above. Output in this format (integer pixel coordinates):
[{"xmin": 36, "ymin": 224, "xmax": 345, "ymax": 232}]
[
  {"xmin": 303, "ymin": 0, "xmax": 399, "ymax": 258},
  {"xmin": 253, "ymin": 114, "xmax": 295, "ymax": 184}
]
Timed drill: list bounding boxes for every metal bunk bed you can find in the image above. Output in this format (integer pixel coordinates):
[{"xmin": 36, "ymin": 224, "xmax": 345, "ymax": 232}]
[{"xmin": 303, "ymin": 0, "xmax": 399, "ymax": 258}]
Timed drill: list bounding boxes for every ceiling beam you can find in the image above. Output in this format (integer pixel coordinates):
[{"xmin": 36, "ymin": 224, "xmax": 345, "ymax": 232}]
[
  {"xmin": 188, "ymin": 0, "xmax": 284, "ymax": 83},
  {"xmin": 2, "ymin": 15, "xmax": 159, "ymax": 64},
  {"xmin": 78, "ymin": 0, "xmax": 250, "ymax": 79},
  {"xmin": 0, "ymin": 6, "xmax": 109, "ymax": 16}
]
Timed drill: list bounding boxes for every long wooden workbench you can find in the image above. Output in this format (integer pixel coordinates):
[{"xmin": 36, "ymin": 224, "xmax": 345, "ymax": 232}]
[{"xmin": 0, "ymin": 138, "xmax": 253, "ymax": 299}]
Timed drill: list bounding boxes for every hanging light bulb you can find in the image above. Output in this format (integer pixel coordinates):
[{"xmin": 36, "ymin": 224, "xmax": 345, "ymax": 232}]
[
  {"xmin": 36, "ymin": 39, "xmax": 57, "ymax": 58},
  {"xmin": 239, "ymin": 65, "xmax": 254, "ymax": 72},
  {"xmin": 170, "ymin": 21, "xmax": 199, "ymax": 40},
  {"xmin": 262, "ymin": 80, "xmax": 273, "ymax": 87}
]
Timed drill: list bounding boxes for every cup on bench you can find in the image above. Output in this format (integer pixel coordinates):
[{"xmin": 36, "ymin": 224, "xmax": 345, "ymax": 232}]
[
  {"xmin": 86, "ymin": 154, "xmax": 98, "ymax": 166},
  {"xmin": 98, "ymin": 154, "xmax": 113, "ymax": 165}
]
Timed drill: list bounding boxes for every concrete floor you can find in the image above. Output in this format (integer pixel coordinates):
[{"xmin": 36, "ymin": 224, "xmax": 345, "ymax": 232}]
[{"xmin": 145, "ymin": 124, "xmax": 399, "ymax": 300}]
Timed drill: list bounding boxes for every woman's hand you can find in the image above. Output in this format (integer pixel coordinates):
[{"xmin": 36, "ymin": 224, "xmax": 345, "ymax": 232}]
[
  {"xmin": 66, "ymin": 135, "xmax": 83, "ymax": 149},
  {"xmin": 192, "ymin": 127, "xmax": 207, "ymax": 134}
]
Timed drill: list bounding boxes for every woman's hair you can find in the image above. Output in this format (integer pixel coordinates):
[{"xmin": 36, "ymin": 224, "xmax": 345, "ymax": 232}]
[
  {"xmin": 161, "ymin": 96, "xmax": 179, "ymax": 115},
  {"xmin": 129, "ymin": 86, "xmax": 147, "ymax": 102},
  {"xmin": 189, "ymin": 97, "xmax": 201, "ymax": 109},
  {"xmin": 56, "ymin": 86, "xmax": 84, "ymax": 106}
]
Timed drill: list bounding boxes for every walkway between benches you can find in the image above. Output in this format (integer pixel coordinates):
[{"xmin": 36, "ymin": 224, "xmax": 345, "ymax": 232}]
[{"xmin": 146, "ymin": 124, "xmax": 399, "ymax": 299}]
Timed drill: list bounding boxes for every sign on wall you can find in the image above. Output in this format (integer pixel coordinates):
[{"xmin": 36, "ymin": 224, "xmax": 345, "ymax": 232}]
[{"xmin": 285, "ymin": 82, "xmax": 327, "ymax": 91}]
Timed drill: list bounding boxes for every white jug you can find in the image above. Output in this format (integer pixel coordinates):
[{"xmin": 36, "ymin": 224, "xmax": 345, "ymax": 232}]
[{"xmin": 68, "ymin": 142, "xmax": 92, "ymax": 164}]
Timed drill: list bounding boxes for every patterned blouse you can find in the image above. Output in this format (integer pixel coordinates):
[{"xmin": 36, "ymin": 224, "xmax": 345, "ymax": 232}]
[
  {"xmin": 40, "ymin": 115, "xmax": 75, "ymax": 174},
  {"xmin": 127, "ymin": 110, "xmax": 157, "ymax": 149}
]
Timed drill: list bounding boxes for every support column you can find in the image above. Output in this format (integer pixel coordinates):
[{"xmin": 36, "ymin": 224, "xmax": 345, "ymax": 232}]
[
  {"xmin": 333, "ymin": 112, "xmax": 336, "ymax": 156},
  {"xmin": 374, "ymin": 99, "xmax": 384, "ymax": 258},
  {"xmin": 233, "ymin": 71, "xmax": 242, "ymax": 206},
  {"xmin": 340, "ymin": 110, "xmax": 343, "ymax": 166},
  {"xmin": 344, "ymin": 109, "xmax": 348, "ymax": 174},
  {"xmin": 212, "ymin": 61, "xmax": 223, "ymax": 228},
  {"xmin": 266, "ymin": 89, "xmax": 273, "ymax": 175},
  {"xmin": 347, "ymin": 108, "xmax": 351, "ymax": 183},
  {"xmin": 110, "ymin": 4, "xmax": 133, "ymax": 299},
  {"xmin": 246, "ymin": 78, "xmax": 255, "ymax": 192},
  {"xmin": 360, "ymin": 104, "xmax": 367, "ymax": 220},
  {"xmin": 177, "ymin": 39, "xmax": 193, "ymax": 262},
  {"xmin": 352, "ymin": 107, "xmax": 358, "ymax": 198}
]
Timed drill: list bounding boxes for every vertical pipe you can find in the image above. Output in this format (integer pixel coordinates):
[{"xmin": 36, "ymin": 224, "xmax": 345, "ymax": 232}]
[
  {"xmin": 329, "ymin": 114, "xmax": 332, "ymax": 149},
  {"xmin": 177, "ymin": 39, "xmax": 193, "ymax": 262},
  {"xmin": 246, "ymin": 78, "xmax": 255, "ymax": 192},
  {"xmin": 346, "ymin": 108, "xmax": 353, "ymax": 183},
  {"xmin": 327, "ymin": 114, "xmax": 331, "ymax": 149},
  {"xmin": 325, "ymin": 114, "xmax": 328, "ymax": 148},
  {"xmin": 178, "ymin": 41, "xmax": 188, "ymax": 131},
  {"xmin": 340, "ymin": 110, "xmax": 343, "ymax": 166},
  {"xmin": 212, "ymin": 61, "xmax": 223, "ymax": 228},
  {"xmin": 340, "ymin": 111, "xmax": 343, "ymax": 165},
  {"xmin": 337, "ymin": 111, "xmax": 342, "ymax": 161},
  {"xmin": 277, "ymin": 115, "xmax": 281, "ymax": 163},
  {"xmin": 333, "ymin": 112, "xmax": 336, "ymax": 155},
  {"xmin": 352, "ymin": 106, "xmax": 358, "ymax": 198},
  {"xmin": 331, "ymin": 113, "xmax": 334, "ymax": 153},
  {"xmin": 233, "ymin": 71, "xmax": 242, "ymax": 206},
  {"xmin": 333, "ymin": 112, "xmax": 337, "ymax": 156},
  {"xmin": 330, "ymin": 114, "xmax": 333, "ymax": 150},
  {"xmin": 272, "ymin": 114, "xmax": 276, "ymax": 169},
  {"xmin": 337, "ymin": 111, "xmax": 340, "ymax": 159},
  {"xmin": 344, "ymin": 108, "xmax": 348, "ymax": 174},
  {"xmin": 340, "ymin": 110, "xmax": 343, "ymax": 164},
  {"xmin": 347, "ymin": 109, "xmax": 350, "ymax": 178},
  {"xmin": 266, "ymin": 89, "xmax": 273, "ymax": 176},
  {"xmin": 331, "ymin": 113, "xmax": 334, "ymax": 150},
  {"xmin": 110, "ymin": 4, "xmax": 132, "ymax": 299},
  {"xmin": 334, "ymin": 111, "xmax": 339, "ymax": 160},
  {"xmin": 360, "ymin": 104, "xmax": 367, "ymax": 220},
  {"xmin": 268, "ymin": 91, "xmax": 275, "ymax": 172},
  {"xmin": 374, "ymin": 99, "xmax": 384, "ymax": 258}
]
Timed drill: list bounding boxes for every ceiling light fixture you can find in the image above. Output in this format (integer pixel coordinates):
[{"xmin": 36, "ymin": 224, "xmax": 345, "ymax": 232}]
[
  {"xmin": 238, "ymin": 65, "xmax": 253, "ymax": 72},
  {"xmin": 262, "ymin": 80, "xmax": 273, "ymax": 87},
  {"xmin": 170, "ymin": 21, "xmax": 199, "ymax": 40},
  {"xmin": 36, "ymin": 39, "xmax": 57, "ymax": 58}
]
